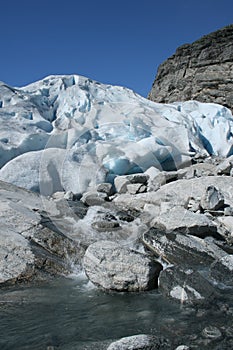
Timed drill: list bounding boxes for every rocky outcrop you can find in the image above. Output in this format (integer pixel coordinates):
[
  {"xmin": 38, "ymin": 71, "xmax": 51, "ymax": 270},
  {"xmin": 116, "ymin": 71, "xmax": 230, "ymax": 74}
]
[
  {"xmin": 150, "ymin": 206, "xmax": 218, "ymax": 238},
  {"xmin": 0, "ymin": 180, "xmax": 84, "ymax": 285},
  {"xmin": 142, "ymin": 230, "xmax": 226, "ymax": 267},
  {"xmin": 148, "ymin": 25, "xmax": 233, "ymax": 112}
]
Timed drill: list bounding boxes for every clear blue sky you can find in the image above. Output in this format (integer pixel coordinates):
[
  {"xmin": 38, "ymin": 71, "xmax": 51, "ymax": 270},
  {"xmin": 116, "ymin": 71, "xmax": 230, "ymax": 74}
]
[{"xmin": 1, "ymin": 0, "xmax": 233, "ymax": 97}]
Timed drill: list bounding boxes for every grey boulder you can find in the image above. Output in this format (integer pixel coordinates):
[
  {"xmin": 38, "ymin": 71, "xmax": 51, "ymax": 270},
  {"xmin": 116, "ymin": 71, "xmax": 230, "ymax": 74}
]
[
  {"xmin": 107, "ymin": 334, "xmax": 171, "ymax": 350},
  {"xmin": 0, "ymin": 229, "xmax": 35, "ymax": 285},
  {"xmin": 83, "ymin": 240, "xmax": 162, "ymax": 291},
  {"xmin": 200, "ymin": 185, "xmax": 225, "ymax": 211},
  {"xmin": 114, "ymin": 174, "xmax": 148, "ymax": 194}
]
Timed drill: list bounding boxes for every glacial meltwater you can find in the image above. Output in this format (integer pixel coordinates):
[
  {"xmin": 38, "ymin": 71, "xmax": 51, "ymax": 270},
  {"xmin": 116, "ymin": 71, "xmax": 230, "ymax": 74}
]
[{"xmin": 0, "ymin": 273, "xmax": 232, "ymax": 350}]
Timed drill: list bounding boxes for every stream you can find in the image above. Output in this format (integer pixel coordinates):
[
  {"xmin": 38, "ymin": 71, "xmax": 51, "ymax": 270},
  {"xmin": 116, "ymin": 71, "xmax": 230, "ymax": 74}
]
[{"xmin": 0, "ymin": 273, "xmax": 232, "ymax": 350}]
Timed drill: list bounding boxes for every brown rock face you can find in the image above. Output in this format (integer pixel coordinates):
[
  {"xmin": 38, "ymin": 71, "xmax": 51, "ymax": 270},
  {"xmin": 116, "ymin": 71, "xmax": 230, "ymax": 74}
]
[{"xmin": 148, "ymin": 25, "xmax": 233, "ymax": 111}]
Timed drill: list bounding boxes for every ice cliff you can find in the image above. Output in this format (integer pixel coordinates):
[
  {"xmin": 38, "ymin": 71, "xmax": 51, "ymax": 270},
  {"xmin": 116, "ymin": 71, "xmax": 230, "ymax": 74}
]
[{"xmin": 0, "ymin": 74, "xmax": 233, "ymax": 195}]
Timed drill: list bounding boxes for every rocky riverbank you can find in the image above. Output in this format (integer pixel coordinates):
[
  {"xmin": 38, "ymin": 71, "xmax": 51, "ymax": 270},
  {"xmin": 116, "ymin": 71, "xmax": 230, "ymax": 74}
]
[{"xmin": 1, "ymin": 154, "xmax": 233, "ymax": 348}]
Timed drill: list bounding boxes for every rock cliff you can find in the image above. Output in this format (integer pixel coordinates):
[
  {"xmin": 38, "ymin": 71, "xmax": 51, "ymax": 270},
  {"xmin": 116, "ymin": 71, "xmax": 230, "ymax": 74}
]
[{"xmin": 148, "ymin": 25, "xmax": 233, "ymax": 111}]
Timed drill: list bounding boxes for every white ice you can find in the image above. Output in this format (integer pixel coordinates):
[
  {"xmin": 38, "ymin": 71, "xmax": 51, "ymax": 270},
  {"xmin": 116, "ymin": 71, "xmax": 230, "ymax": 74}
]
[{"xmin": 0, "ymin": 75, "xmax": 233, "ymax": 195}]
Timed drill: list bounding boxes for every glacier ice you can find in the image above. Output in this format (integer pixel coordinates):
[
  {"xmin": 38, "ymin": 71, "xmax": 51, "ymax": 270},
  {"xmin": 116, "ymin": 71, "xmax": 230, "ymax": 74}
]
[{"xmin": 0, "ymin": 75, "xmax": 233, "ymax": 195}]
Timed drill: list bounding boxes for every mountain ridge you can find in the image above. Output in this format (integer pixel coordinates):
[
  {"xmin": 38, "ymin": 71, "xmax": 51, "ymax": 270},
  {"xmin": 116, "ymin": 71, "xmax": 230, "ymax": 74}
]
[{"xmin": 148, "ymin": 24, "xmax": 233, "ymax": 112}]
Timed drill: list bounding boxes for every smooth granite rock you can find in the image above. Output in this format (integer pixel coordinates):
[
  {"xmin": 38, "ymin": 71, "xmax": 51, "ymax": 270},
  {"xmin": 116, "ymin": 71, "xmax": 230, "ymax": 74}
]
[{"xmin": 83, "ymin": 240, "xmax": 163, "ymax": 292}]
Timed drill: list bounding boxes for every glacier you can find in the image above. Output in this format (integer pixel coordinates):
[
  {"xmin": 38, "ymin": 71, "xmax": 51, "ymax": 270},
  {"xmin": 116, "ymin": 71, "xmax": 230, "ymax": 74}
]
[{"xmin": 0, "ymin": 74, "xmax": 233, "ymax": 195}]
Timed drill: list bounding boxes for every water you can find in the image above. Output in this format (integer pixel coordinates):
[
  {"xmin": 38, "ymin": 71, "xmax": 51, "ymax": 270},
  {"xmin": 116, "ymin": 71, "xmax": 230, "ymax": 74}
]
[{"xmin": 0, "ymin": 274, "xmax": 232, "ymax": 350}]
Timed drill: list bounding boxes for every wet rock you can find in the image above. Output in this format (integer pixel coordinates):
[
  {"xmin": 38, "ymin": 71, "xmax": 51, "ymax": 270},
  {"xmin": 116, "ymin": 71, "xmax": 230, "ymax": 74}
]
[
  {"xmin": 159, "ymin": 266, "xmax": 216, "ymax": 304},
  {"xmin": 83, "ymin": 240, "xmax": 163, "ymax": 292},
  {"xmin": 200, "ymin": 186, "xmax": 225, "ymax": 211},
  {"xmin": 175, "ymin": 346, "xmax": 190, "ymax": 350},
  {"xmin": 151, "ymin": 206, "xmax": 218, "ymax": 238},
  {"xmin": 142, "ymin": 230, "xmax": 226, "ymax": 267},
  {"xmin": 107, "ymin": 334, "xmax": 171, "ymax": 350},
  {"xmin": 210, "ymin": 255, "xmax": 233, "ymax": 286},
  {"xmin": 202, "ymin": 326, "xmax": 222, "ymax": 339},
  {"xmin": 67, "ymin": 200, "xmax": 88, "ymax": 219}
]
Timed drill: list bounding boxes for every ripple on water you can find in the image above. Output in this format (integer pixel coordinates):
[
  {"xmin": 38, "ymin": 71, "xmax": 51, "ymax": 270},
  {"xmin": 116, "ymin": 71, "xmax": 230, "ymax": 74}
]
[{"xmin": 0, "ymin": 276, "xmax": 232, "ymax": 349}]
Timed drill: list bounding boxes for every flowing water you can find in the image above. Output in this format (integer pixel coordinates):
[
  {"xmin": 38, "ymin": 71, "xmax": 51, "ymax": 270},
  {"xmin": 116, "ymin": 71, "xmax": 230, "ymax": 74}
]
[{"xmin": 0, "ymin": 273, "xmax": 232, "ymax": 350}]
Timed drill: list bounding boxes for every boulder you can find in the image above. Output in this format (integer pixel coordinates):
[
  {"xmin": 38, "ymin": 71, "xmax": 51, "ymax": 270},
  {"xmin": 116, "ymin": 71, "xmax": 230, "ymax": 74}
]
[
  {"xmin": 177, "ymin": 163, "xmax": 217, "ymax": 178},
  {"xmin": 146, "ymin": 172, "xmax": 171, "ymax": 192},
  {"xmin": 83, "ymin": 240, "xmax": 163, "ymax": 291},
  {"xmin": 142, "ymin": 230, "xmax": 227, "ymax": 267},
  {"xmin": 200, "ymin": 186, "xmax": 225, "ymax": 211},
  {"xmin": 159, "ymin": 266, "xmax": 216, "ymax": 304},
  {"xmin": 114, "ymin": 174, "xmax": 148, "ymax": 194},
  {"xmin": 113, "ymin": 176, "xmax": 233, "ymax": 212},
  {"xmin": 146, "ymin": 163, "xmax": 217, "ymax": 192},
  {"xmin": 107, "ymin": 334, "xmax": 171, "ymax": 350},
  {"xmin": 151, "ymin": 206, "xmax": 218, "ymax": 238},
  {"xmin": 96, "ymin": 182, "xmax": 113, "ymax": 195},
  {"xmin": 80, "ymin": 191, "xmax": 107, "ymax": 206}
]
